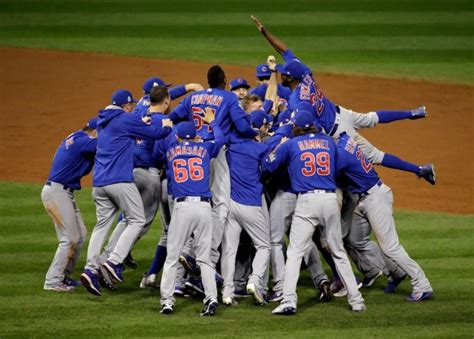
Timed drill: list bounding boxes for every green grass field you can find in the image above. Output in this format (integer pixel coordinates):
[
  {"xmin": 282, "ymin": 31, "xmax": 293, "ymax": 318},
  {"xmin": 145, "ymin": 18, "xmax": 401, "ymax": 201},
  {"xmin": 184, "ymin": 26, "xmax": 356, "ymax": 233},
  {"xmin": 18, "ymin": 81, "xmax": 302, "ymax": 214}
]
[
  {"xmin": 1, "ymin": 182, "xmax": 473, "ymax": 337},
  {"xmin": 0, "ymin": 0, "xmax": 473, "ymax": 84}
]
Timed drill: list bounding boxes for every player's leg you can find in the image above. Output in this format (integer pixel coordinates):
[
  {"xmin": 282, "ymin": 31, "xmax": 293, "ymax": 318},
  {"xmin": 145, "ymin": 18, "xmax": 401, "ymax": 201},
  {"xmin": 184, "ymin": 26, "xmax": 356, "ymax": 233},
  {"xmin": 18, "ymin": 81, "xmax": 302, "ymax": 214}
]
[
  {"xmin": 160, "ymin": 202, "xmax": 194, "ymax": 307},
  {"xmin": 319, "ymin": 193, "xmax": 365, "ymax": 311},
  {"xmin": 304, "ymin": 243, "xmax": 329, "ymax": 292},
  {"xmin": 41, "ymin": 186, "xmax": 82, "ymax": 290},
  {"xmin": 106, "ymin": 183, "xmax": 146, "ymax": 268},
  {"xmin": 233, "ymin": 230, "xmax": 255, "ymax": 296},
  {"xmin": 192, "ymin": 201, "xmax": 218, "ymax": 305},
  {"xmin": 210, "ymin": 147, "xmax": 231, "ymax": 267},
  {"xmin": 362, "ymin": 184, "xmax": 433, "ymax": 295},
  {"xmin": 220, "ymin": 202, "xmax": 243, "ymax": 300},
  {"xmin": 133, "ymin": 167, "xmax": 161, "ymax": 238},
  {"xmin": 278, "ymin": 194, "xmax": 317, "ymax": 310}
]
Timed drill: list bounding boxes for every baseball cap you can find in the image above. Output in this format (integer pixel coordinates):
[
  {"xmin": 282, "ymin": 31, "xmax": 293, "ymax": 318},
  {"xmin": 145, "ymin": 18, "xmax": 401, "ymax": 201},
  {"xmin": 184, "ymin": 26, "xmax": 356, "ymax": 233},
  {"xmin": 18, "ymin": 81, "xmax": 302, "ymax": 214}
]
[
  {"xmin": 249, "ymin": 109, "xmax": 268, "ymax": 129},
  {"xmin": 143, "ymin": 77, "xmax": 171, "ymax": 94},
  {"xmin": 86, "ymin": 117, "xmax": 98, "ymax": 129},
  {"xmin": 256, "ymin": 64, "xmax": 271, "ymax": 78},
  {"xmin": 275, "ymin": 59, "xmax": 306, "ymax": 81},
  {"xmin": 295, "ymin": 101, "xmax": 316, "ymax": 117},
  {"xmin": 229, "ymin": 78, "xmax": 250, "ymax": 91},
  {"xmin": 111, "ymin": 89, "xmax": 137, "ymax": 106},
  {"xmin": 277, "ymin": 109, "xmax": 291, "ymax": 125},
  {"xmin": 176, "ymin": 121, "xmax": 197, "ymax": 139},
  {"xmin": 294, "ymin": 110, "xmax": 315, "ymax": 129}
]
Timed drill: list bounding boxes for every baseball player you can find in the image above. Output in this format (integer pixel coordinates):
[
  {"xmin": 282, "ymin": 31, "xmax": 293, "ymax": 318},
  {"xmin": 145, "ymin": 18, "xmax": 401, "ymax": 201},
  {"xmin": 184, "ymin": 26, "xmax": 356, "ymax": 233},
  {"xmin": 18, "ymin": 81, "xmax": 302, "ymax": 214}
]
[
  {"xmin": 229, "ymin": 77, "xmax": 251, "ymax": 100},
  {"xmin": 263, "ymin": 110, "xmax": 366, "ymax": 314},
  {"xmin": 249, "ymin": 63, "xmax": 291, "ymax": 110},
  {"xmin": 169, "ymin": 65, "xmax": 258, "ymax": 271},
  {"xmin": 41, "ymin": 117, "xmax": 98, "ymax": 292},
  {"xmin": 336, "ymin": 132, "xmax": 433, "ymax": 301},
  {"xmin": 251, "ymin": 15, "xmax": 436, "ymax": 185},
  {"xmin": 80, "ymin": 89, "xmax": 173, "ymax": 296},
  {"xmin": 160, "ymin": 110, "xmax": 225, "ymax": 316}
]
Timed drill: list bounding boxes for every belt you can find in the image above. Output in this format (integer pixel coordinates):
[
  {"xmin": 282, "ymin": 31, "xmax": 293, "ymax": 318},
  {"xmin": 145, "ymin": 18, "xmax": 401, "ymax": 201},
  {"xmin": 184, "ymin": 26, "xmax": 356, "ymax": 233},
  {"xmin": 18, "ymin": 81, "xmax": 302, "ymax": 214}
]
[
  {"xmin": 176, "ymin": 196, "xmax": 211, "ymax": 203},
  {"xmin": 45, "ymin": 181, "xmax": 74, "ymax": 192},
  {"xmin": 359, "ymin": 179, "xmax": 383, "ymax": 198},
  {"xmin": 300, "ymin": 189, "xmax": 335, "ymax": 195},
  {"xmin": 328, "ymin": 106, "xmax": 341, "ymax": 137}
]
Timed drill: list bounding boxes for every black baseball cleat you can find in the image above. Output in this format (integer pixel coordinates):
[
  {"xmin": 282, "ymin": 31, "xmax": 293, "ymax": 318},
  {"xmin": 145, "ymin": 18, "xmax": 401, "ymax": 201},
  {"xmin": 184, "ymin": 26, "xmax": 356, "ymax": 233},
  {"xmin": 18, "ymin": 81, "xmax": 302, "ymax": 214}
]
[
  {"xmin": 160, "ymin": 303, "xmax": 174, "ymax": 315},
  {"xmin": 200, "ymin": 298, "xmax": 218, "ymax": 316},
  {"xmin": 417, "ymin": 164, "xmax": 436, "ymax": 185},
  {"xmin": 124, "ymin": 252, "xmax": 138, "ymax": 270},
  {"xmin": 98, "ymin": 265, "xmax": 117, "ymax": 290},
  {"xmin": 318, "ymin": 280, "xmax": 332, "ymax": 303}
]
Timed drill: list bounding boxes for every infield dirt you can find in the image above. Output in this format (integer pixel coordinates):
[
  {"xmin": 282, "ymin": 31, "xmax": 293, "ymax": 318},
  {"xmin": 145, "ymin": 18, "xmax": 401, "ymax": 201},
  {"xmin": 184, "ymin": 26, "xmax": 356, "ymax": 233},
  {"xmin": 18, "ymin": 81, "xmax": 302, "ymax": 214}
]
[{"xmin": 1, "ymin": 47, "xmax": 472, "ymax": 214}]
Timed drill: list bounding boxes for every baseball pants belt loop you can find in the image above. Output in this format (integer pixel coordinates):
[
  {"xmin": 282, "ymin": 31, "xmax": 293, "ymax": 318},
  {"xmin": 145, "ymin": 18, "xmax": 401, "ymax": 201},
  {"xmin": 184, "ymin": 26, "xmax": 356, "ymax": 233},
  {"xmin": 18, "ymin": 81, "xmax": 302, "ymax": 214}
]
[
  {"xmin": 359, "ymin": 179, "xmax": 383, "ymax": 198},
  {"xmin": 45, "ymin": 181, "xmax": 74, "ymax": 193},
  {"xmin": 328, "ymin": 106, "xmax": 341, "ymax": 137},
  {"xmin": 175, "ymin": 196, "xmax": 212, "ymax": 203},
  {"xmin": 300, "ymin": 189, "xmax": 336, "ymax": 196}
]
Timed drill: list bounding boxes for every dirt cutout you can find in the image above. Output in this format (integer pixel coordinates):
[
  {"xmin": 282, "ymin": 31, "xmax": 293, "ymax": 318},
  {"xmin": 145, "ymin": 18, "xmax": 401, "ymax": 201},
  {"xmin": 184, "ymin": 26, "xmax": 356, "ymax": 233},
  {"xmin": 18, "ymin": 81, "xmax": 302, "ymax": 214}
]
[{"xmin": 1, "ymin": 47, "xmax": 472, "ymax": 214}]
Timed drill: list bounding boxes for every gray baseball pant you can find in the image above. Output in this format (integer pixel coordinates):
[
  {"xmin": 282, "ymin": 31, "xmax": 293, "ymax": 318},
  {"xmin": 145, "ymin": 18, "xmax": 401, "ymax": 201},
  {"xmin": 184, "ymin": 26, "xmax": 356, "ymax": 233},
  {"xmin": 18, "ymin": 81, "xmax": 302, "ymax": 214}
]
[
  {"xmin": 160, "ymin": 200, "xmax": 217, "ymax": 305},
  {"xmin": 282, "ymin": 192, "xmax": 365, "ymax": 309},
  {"xmin": 41, "ymin": 183, "xmax": 87, "ymax": 287},
  {"xmin": 270, "ymin": 189, "xmax": 328, "ymax": 293},
  {"xmin": 351, "ymin": 183, "xmax": 432, "ymax": 293},
  {"xmin": 210, "ymin": 147, "xmax": 231, "ymax": 267},
  {"xmin": 85, "ymin": 183, "xmax": 145, "ymax": 273},
  {"xmin": 101, "ymin": 167, "xmax": 161, "ymax": 260},
  {"xmin": 221, "ymin": 199, "xmax": 270, "ymax": 298}
]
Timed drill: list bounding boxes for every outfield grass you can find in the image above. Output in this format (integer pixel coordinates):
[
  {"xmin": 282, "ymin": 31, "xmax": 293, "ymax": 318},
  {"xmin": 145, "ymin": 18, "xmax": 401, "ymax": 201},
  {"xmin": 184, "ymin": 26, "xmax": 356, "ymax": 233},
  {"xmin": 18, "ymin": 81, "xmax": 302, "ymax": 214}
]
[
  {"xmin": 0, "ymin": 181, "xmax": 473, "ymax": 337},
  {"xmin": 0, "ymin": 0, "xmax": 473, "ymax": 84}
]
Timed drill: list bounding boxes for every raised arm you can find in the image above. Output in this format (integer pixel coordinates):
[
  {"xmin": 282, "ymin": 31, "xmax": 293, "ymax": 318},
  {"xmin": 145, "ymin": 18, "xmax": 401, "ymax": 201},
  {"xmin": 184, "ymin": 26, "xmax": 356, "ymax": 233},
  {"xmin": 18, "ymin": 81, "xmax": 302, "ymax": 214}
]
[{"xmin": 251, "ymin": 15, "xmax": 288, "ymax": 55}]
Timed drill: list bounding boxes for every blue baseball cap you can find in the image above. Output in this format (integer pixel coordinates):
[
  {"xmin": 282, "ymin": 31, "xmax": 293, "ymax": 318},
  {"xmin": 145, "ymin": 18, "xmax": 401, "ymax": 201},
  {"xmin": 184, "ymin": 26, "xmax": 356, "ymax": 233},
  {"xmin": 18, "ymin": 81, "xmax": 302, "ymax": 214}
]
[
  {"xmin": 86, "ymin": 117, "xmax": 98, "ymax": 129},
  {"xmin": 295, "ymin": 101, "xmax": 316, "ymax": 117},
  {"xmin": 294, "ymin": 110, "xmax": 315, "ymax": 129},
  {"xmin": 249, "ymin": 109, "xmax": 268, "ymax": 129},
  {"xmin": 143, "ymin": 77, "xmax": 171, "ymax": 94},
  {"xmin": 277, "ymin": 109, "xmax": 291, "ymax": 125},
  {"xmin": 176, "ymin": 121, "xmax": 197, "ymax": 139},
  {"xmin": 229, "ymin": 78, "xmax": 250, "ymax": 91},
  {"xmin": 111, "ymin": 89, "xmax": 137, "ymax": 106},
  {"xmin": 276, "ymin": 59, "xmax": 306, "ymax": 81},
  {"xmin": 256, "ymin": 64, "xmax": 271, "ymax": 78}
]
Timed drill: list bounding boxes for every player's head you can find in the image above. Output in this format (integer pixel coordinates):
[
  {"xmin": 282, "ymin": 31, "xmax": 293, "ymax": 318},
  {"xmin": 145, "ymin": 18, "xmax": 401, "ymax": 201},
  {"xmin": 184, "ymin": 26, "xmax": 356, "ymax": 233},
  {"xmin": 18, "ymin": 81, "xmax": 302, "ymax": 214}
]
[
  {"xmin": 83, "ymin": 117, "xmax": 98, "ymax": 138},
  {"xmin": 176, "ymin": 121, "xmax": 197, "ymax": 141},
  {"xmin": 208, "ymin": 65, "xmax": 226, "ymax": 89},
  {"xmin": 250, "ymin": 109, "xmax": 270, "ymax": 136},
  {"xmin": 149, "ymin": 85, "xmax": 171, "ymax": 114},
  {"xmin": 241, "ymin": 94, "xmax": 263, "ymax": 113},
  {"xmin": 293, "ymin": 110, "xmax": 318, "ymax": 136},
  {"xmin": 229, "ymin": 78, "xmax": 250, "ymax": 99},
  {"xmin": 111, "ymin": 89, "xmax": 137, "ymax": 113},
  {"xmin": 277, "ymin": 109, "xmax": 291, "ymax": 126},
  {"xmin": 143, "ymin": 77, "xmax": 171, "ymax": 95},
  {"xmin": 276, "ymin": 59, "xmax": 305, "ymax": 88},
  {"xmin": 256, "ymin": 64, "xmax": 271, "ymax": 85}
]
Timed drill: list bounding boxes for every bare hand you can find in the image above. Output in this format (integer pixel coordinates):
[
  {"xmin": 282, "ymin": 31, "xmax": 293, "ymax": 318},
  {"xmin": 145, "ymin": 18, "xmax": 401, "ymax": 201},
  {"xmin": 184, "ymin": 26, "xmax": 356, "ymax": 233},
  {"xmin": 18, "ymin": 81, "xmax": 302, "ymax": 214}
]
[
  {"xmin": 142, "ymin": 116, "xmax": 152, "ymax": 124},
  {"xmin": 203, "ymin": 107, "xmax": 216, "ymax": 123},
  {"xmin": 267, "ymin": 55, "xmax": 277, "ymax": 71},
  {"xmin": 162, "ymin": 119, "xmax": 173, "ymax": 128},
  {"xmin": 250, "ymin": 15, "xmax": 265, "ymax": 33}
]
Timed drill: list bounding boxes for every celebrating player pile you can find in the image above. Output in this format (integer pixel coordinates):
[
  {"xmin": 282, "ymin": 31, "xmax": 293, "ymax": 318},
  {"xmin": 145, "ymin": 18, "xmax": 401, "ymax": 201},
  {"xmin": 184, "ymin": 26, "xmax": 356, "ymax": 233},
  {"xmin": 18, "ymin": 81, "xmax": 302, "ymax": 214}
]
[{"xmin": 40, "ymin": 16, "xmax": 435, "ymax": 317}]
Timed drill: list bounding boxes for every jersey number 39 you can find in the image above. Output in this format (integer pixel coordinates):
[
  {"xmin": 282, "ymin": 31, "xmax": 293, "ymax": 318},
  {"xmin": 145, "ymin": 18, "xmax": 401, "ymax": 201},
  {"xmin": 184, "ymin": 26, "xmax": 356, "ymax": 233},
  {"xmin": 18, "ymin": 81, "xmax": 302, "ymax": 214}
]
[
  {"xmin": 300, "ymin": 151, "xmax": 330, "ymax": 176},
  {"xmin": 173, "ymin": 158, "xmax": 204, "ymax": 183}
]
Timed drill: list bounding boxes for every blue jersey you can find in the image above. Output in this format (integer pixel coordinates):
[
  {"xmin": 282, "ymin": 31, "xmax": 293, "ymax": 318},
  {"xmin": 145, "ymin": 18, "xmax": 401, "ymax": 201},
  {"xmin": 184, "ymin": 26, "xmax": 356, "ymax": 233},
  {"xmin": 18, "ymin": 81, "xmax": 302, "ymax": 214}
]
[
  {"xmin": 133, "ymin": 111, "xmax": 168, "ymax": 169},
  {"xmin": 133, "ymin": 85, "xmax": 188, "ymax": 117},
  {"xmin": 336, "ymin": 133, "xmax": 380, "ymax": 193},
  {"xmin": 282, "ymin": 49, "xmax": 338, "ymax": 134},
  {"xmin": 227, "ymin": 132, "xmax": 286, "ymax": 206},
  {"xmin": 249, "ymin": 84, "xmax": 291, "ymax": 108},
  {"xmin": 164, "ymin": 122, "xmax": 224, "ymax": 199},
  {"xmin": 48, "ymin": 130, "xmax": 97, "ymax": 190},
  {"xmin": 263, "ymin": 132, "xmax": 337, "ymax": 193},
  {"xmin": 170, "ymin": 88, "xmax": 257, "ymax": 141},
  {"xmin": 93, "ymin": 106, "xmax": 172, "ymax": 187}
]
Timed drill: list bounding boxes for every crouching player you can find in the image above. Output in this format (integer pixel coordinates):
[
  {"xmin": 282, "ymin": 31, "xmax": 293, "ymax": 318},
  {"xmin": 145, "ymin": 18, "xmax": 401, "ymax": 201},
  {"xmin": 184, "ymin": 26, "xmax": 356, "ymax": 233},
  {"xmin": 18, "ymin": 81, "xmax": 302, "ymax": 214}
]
[{"xmin": 159, "ymin": 108, "xmax": 225, "ymax": 316}]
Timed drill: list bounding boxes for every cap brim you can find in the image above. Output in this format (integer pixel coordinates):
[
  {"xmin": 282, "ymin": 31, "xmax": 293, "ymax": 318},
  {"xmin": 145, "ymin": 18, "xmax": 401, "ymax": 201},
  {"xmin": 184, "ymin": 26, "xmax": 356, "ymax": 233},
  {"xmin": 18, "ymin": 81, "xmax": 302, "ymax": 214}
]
[{"xmin": 165, "ymin": 83, "xmax": 172, "ymax": 88}]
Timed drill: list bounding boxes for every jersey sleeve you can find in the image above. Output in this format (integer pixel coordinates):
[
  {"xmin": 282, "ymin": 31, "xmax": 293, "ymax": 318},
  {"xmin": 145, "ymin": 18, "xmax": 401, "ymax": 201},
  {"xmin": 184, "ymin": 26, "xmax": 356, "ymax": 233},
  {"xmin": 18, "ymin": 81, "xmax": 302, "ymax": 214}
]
[
  {"xmin": 207, "ymin": 120, "xmax": 225, "ymax": 158},
  {"xmin": 282, "ymin": 49, "xmax": 313, "ymax": 77},
  {"xmin": 263, "ymin": 99, "xmax": 273, "ymax": 113},
  {"xmin": 169, "ymin": 96, "xmax": 191, "ymax": 123},
  {"xmin": 123, "ymin": 114, "xmax": 172, "ymax": 140},
  {"xmin": 229, "ymin": 98, "xmax": 258, "ymax": 138},
  {"xmin": 79, "ymin": 137, "xmax": 98, "ymax": 155},
  {"xmin": 263, "ymin": 140, "xmax": 290, "ymax": 173},
  {"xmin": 169, "ymin": 85, "xmax": 187, "ymax": 100}
]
